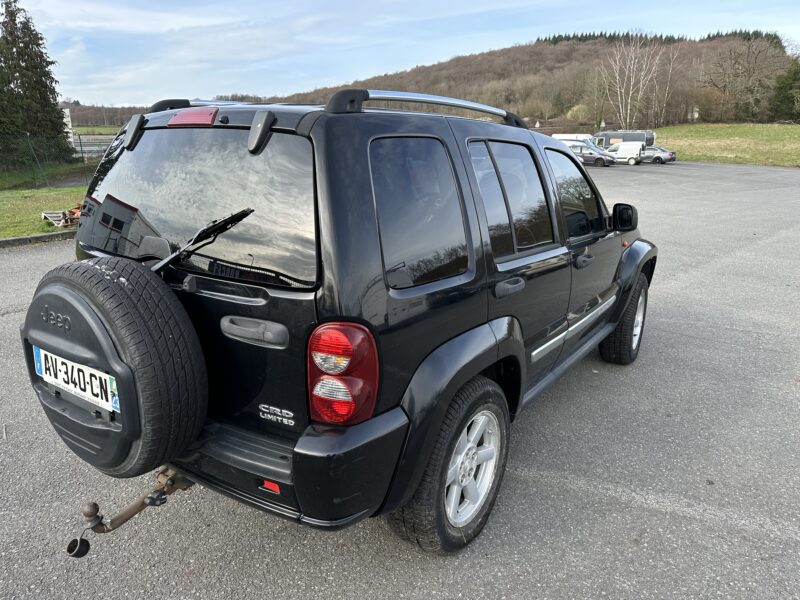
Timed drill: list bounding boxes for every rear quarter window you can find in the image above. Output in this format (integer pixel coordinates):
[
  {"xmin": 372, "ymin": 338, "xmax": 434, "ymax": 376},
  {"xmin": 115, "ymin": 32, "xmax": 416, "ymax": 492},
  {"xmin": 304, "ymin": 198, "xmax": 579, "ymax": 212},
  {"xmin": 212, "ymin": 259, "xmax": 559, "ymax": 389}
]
[{"xmin": 369, "ymin": 137, "xmax": 468, "ymax": 289}]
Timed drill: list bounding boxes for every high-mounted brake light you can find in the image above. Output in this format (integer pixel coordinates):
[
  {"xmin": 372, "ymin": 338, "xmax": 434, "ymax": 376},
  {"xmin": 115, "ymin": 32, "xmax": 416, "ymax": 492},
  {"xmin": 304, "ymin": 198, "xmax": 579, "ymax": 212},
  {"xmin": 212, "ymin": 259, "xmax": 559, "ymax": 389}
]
[
  {"xmin": 167, "ymin": 106, "xmax": 219, "ymax": 127},
  {"xmin": 307, "ymin": 323, "xmax": 379, "ymax": 425}
]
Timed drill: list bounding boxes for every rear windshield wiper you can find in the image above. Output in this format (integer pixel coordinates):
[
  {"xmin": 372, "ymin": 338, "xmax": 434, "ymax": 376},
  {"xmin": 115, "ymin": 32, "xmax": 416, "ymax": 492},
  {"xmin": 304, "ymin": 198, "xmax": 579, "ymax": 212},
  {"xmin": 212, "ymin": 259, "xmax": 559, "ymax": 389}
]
[{"xmin": 151, "ymin": 207, "xmax": 254, "ymax": 274}]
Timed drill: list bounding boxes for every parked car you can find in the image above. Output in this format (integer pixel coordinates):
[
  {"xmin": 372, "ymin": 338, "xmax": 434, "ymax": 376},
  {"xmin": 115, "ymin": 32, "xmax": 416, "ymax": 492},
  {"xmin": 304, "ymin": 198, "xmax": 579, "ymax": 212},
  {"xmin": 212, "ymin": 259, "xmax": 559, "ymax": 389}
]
[
  {"xmin": 566, "ymin": 140, "xmax": 616, "ymax": 167},
  {"xmin": 642, "ymin": 145, "xmax": 676, "ymax": 164},
  {"xmin": 606, "ymin": 141, "xmax": 644, "ymax": 165},
  {"xmin": 21, "ymin": 89, "xmax": 657, "ymax": 555}
]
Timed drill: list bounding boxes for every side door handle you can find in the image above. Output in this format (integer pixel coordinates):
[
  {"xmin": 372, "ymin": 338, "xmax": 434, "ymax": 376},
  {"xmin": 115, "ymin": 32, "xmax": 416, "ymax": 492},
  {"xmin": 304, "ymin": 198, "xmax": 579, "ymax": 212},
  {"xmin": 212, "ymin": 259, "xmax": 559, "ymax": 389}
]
[
  {"xmin": 494, "ymin": 276, "xmax": 526, "ymax": 299},
  {"xmin": 574, "ymin": 254, "xmax": 594, "ymax": 269}
]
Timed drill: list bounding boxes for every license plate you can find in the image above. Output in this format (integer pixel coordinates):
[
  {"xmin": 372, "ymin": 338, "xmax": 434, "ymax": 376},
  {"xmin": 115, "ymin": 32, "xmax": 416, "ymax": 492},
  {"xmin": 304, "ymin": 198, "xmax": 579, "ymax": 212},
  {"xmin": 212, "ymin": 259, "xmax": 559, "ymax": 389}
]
[{"xmin": 32, "ymin": 345, "xmax": 120, "ymax": 413}]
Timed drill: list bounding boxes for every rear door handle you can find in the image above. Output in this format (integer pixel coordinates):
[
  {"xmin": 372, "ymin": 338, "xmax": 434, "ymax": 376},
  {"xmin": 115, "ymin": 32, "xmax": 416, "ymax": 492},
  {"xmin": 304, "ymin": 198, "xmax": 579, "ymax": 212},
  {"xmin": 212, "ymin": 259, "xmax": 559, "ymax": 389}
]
[
  {"xmin": 220, "ymin": 316, "xmax": 289, "ymax": 349},
  {"xmin": 494, "ymin": 276, "xmax": 526, "ymax": 298},
  {"xmin": 574, "ymin": 254, "xmax": 594, "ymax": 269}
]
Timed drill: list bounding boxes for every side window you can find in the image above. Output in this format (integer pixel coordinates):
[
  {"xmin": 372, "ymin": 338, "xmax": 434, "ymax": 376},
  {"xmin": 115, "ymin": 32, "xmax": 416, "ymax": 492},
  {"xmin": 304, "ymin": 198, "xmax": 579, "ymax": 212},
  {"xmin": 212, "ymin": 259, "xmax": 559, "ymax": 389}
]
[
  {"xmin": 546, "ymin": 150, "xmax": 605, "ymax": 238},
  {"xmin": 370, "ymin": 137, "xmax": 468, "ymax": 289},
  {"xmin": 467, "ymin": 142, "xmax": 514, "ymax": 258},
  {"xmin": 488, "ymin": 142, "xmax": 554, "ymax": 249}
]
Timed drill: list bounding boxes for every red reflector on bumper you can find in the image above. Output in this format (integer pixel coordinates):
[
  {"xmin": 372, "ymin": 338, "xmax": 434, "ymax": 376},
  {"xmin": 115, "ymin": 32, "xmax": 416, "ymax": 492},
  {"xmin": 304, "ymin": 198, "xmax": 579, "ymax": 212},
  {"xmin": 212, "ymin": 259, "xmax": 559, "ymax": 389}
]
[
  {"xmin": 167, "ymin": 106, "xmax": 219, "ymax": 127},
  {"xmin": 260, "ymin": 479, "xmax": 280, "ymax": 494}
]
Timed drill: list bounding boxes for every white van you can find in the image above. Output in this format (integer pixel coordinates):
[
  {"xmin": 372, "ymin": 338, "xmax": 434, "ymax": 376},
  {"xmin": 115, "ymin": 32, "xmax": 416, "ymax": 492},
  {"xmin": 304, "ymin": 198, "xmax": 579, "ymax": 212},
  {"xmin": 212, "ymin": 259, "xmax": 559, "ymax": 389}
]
[{"xmin": 606, "ymin": 141, "xmax": 644, "ymax": 165}]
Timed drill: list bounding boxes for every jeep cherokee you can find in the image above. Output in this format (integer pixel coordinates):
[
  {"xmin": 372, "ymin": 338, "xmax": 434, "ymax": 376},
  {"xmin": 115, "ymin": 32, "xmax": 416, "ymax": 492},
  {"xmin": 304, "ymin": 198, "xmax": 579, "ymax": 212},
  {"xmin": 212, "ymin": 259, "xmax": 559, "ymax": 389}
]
[{"xmin": 21, "ymin": 89, "xmax": 657, "ymax": 553}]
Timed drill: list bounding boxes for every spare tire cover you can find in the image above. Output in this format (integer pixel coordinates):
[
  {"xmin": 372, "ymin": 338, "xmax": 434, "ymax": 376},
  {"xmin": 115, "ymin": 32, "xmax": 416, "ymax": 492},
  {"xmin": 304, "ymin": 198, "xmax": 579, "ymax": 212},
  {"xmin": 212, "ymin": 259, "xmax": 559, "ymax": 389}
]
[{"xmin": 21, "ymin": 257, "xmax": 208, "ymax": 478}]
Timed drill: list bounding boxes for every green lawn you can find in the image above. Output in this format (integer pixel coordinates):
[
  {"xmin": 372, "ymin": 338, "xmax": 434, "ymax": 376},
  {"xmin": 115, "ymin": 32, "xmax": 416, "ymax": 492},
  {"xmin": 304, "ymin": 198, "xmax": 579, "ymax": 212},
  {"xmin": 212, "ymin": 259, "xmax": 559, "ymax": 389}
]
[
  {"xmin": 73, "ymin": 125, "xmax": 121, "ymax": 135},
  {"xmin": 655, "ymin": 123, "xmax": 800, "ymax": 168},
  {"xmin": 0, "ymin": 186, "xmax": 85, "ymax": 238}
]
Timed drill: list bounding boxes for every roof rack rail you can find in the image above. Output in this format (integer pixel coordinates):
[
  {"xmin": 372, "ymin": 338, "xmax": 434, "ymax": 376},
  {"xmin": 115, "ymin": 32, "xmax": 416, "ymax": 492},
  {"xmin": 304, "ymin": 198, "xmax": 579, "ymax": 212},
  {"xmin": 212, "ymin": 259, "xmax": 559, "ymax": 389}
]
[
  {"xmin": 189, "ymin": 99, "xmax": 243, "ymax": 106},
  {"xmin": 149, "ymin": 98, "xmax": 244, "ymax": 113},
  {"xmin": 324, "ymin": 89, "xmax": 527, "ymax": 128},
  {"xmin": 149, "ymin": 99, "xmax": 190, "ymax": 113}
]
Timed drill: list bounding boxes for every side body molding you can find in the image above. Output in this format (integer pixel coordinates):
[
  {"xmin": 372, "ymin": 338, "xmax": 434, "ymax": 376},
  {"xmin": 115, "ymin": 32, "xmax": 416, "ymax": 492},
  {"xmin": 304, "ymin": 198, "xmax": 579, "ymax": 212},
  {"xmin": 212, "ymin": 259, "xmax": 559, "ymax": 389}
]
[
  {"xmin": 610, "ymin": 238, "xmax": 657, "ymax": 321},
  {"xmin": 380, "ymin": 317, "xmax": 525, "ymax": 513}
]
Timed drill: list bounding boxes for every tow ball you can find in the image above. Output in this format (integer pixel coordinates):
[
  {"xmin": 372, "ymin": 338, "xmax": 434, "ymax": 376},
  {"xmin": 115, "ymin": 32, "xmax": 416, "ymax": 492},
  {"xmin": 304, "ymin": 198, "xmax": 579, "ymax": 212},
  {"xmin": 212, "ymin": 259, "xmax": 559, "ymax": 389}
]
[{"xmin": 66, "ymin": 467, "xmax": 194, "ymax": 558}]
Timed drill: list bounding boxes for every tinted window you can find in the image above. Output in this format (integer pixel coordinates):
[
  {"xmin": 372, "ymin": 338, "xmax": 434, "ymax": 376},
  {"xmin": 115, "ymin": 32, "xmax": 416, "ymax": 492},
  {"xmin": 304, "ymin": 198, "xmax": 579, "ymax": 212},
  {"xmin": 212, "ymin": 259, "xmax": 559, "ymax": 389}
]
[
  {"xmin": 467, "ymin": 141, "xmax": 514, "ymax": 258},
  {"xmin": 370, "ymin": 137, "xmax": 468, "ymax": 289},
  {"xmin": 488, "ymin": 142, "xmax": 553, "ymax": 249},
  {"xmin": 546, "ymin": 150, "xmax": 605, "ymax": 238},
  {"xmin": 83, "ymin": 129, "xmax": 316, "ymax": 287}
]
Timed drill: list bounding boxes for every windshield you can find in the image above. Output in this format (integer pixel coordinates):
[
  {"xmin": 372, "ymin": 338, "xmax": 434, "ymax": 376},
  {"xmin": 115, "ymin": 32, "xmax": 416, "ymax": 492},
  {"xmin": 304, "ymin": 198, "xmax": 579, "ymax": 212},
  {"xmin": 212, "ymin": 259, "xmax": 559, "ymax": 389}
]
[
  {"xmin": 80, "ymin": 128, "xmax": 317, "ymax": 287},
  {"xmin": 583, "ymin": 141, "xmax": 605, "ymax": 153}
]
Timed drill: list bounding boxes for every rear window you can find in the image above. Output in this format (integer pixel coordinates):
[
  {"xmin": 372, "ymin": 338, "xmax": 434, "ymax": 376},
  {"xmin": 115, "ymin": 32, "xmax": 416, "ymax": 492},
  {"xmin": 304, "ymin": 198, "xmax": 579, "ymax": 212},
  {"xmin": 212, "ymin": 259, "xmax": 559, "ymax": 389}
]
[
  {"xmin": 83, "ymin": 128, "xmax": 316, "ymax": 287},
  {"xmin": 369, "ymin": 137, "xmax": 468, "ymax": 289}
]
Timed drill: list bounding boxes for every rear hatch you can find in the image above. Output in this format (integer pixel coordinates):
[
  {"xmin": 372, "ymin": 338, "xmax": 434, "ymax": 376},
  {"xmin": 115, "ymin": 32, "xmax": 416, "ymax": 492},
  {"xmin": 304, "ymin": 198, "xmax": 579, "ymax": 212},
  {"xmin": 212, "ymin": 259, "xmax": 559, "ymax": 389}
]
[{"xmin": 76, "ymin": 119, "xmax": 317, "ymax": 439}]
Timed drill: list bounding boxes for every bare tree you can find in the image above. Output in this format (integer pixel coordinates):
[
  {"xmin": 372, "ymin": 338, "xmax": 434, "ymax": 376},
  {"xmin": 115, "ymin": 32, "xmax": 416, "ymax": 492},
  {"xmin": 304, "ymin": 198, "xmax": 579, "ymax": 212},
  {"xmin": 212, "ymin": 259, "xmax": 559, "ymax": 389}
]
[
  {"xmin": 704, "ymin": 37, "xmax": 788, "ymax": 119},
  {"xmin": 584, "ymin": 69, "xmax": 608, "ymax": 128},
  {"xmin": 650, "ymin": 44, "xmax": 682, "ymax": 127},
  {"xmin": 600, "ymin": 35, "xmax": 664, "ymax": 128}
]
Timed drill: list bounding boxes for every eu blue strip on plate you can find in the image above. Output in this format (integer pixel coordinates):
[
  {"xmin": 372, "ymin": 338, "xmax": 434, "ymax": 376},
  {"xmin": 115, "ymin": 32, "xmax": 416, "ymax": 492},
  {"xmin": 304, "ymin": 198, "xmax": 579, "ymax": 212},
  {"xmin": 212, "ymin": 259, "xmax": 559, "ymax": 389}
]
[{"xmin": 33, "ymin": 345, "xmax": 43, "ymax": 376}]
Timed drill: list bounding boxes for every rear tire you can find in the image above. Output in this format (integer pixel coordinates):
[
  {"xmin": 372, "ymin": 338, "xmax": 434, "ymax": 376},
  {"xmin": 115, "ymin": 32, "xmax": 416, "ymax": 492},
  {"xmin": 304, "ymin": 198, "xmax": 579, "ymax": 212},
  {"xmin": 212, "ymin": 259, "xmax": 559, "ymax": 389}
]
[
  {"xmin": 600, "ymin": 273, "xmax": 648, "ymax": 365},
  {"xmin": 628, "ymin": 157, "xmax": 637, "ymax": 166},
  {"xmin": 653, "ymin": 157, "xmax": 663, "ymax": 164},
  {"xmin": 387, "ymin": 376, "xmax": 510, "ymax": 552}
]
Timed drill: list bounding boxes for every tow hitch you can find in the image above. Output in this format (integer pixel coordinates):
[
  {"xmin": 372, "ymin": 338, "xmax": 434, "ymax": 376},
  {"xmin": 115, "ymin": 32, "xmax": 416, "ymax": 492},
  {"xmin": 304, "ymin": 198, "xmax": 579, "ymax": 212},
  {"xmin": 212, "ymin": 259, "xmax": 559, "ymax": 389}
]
[{"xmin": 66, "ymin": 467, "xmax": 194, "ymax": 558}]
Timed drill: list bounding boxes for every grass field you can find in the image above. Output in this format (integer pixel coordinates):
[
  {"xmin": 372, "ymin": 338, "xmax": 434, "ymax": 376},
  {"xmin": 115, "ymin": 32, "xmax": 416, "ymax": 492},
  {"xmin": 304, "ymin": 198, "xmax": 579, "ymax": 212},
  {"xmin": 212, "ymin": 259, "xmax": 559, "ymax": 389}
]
[
  {"xmin": 73, "ymin": 125, "xmax": 121, "ymax": 135},
  {"xmin": 0, "ymin": 186, "xmax": 85, "ymax": 238},
  {"xmin": 655, "ymin": 123, "xmax": 800, "ymax": 167}
]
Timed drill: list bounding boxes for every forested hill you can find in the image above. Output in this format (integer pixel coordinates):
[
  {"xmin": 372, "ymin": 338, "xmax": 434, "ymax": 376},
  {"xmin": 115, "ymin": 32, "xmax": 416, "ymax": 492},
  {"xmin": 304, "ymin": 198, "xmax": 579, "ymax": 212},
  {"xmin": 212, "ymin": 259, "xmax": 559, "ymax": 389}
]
[
  {"xmin": 64, "ymin": 31, "xmax": 797, "ymax": 128},
  {"xmin": 216, "ymin": 30, "xmax": 794, "ymax": 127}
]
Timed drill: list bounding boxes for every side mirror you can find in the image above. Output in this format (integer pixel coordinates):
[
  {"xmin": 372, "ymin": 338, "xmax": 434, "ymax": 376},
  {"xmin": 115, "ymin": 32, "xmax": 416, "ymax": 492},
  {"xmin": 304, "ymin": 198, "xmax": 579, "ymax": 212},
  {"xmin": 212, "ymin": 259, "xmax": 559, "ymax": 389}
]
[{"xmin": 613, "ymin": 203, "xmax": 638, "ymax": 232}]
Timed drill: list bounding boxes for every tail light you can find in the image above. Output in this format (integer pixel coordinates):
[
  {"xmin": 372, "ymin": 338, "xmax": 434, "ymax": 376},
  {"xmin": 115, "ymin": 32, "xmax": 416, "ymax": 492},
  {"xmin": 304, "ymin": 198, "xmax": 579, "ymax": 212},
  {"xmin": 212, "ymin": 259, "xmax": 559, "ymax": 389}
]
[{"xmin": 307, "ymin": 323, "xmax": 379, "ymax": 425}]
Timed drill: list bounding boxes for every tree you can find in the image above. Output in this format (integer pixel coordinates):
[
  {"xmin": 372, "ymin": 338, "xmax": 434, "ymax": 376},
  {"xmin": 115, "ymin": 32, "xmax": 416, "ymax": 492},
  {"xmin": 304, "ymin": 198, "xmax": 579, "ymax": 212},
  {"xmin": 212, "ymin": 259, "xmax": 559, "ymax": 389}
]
[
  {"xmin": 703, "ymin": 37, "xmax": 788, "ymax": 120},
  {"xmin": 583, "ymin": 69, "xmax": 609, "ymax": 129},
  {"xmin": 769, "ymin": 60, "xmax": 800, "ymax": 120},
  {"xmin": 649, "ymin": 44, "xmax": 682, "ymax": 127},
  {"xmin": 600, "ymin": 35, "xmax": 664, "ymax": 129},
  {"xmin": 0, "ymin": 0, "xmax": 72, "ymax": 164}
]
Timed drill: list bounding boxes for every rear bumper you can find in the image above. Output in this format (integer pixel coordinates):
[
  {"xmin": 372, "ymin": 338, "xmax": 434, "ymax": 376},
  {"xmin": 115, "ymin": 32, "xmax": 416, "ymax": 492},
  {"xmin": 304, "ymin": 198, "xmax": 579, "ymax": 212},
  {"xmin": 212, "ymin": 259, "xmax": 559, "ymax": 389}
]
[{"xmin": 171, "ymin": 406, "xmax": 409, "ymax": 529}]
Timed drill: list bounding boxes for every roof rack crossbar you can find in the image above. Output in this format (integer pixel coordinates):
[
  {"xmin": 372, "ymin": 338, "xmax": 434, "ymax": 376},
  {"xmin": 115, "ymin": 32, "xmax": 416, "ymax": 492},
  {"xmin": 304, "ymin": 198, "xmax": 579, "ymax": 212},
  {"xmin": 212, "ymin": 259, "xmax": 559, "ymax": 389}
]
[{"xmin": 324, "ymin": 89, "xmax": 527, "ymax": 128}]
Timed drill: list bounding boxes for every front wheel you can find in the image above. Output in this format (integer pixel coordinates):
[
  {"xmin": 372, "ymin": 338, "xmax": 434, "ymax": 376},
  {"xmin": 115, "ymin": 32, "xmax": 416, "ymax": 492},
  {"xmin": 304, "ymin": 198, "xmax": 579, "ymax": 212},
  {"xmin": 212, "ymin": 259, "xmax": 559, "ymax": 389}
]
[
  {"xmin": 387, "ymin": 376, "xmax": 510, "ymax": 552},
  {"xmin": 594, "ymin": 158, "xmax": 605, "ymax": 167},
  {"xmin": 600, "ymin": 272, "xmax": 649, "ymax": 364}
]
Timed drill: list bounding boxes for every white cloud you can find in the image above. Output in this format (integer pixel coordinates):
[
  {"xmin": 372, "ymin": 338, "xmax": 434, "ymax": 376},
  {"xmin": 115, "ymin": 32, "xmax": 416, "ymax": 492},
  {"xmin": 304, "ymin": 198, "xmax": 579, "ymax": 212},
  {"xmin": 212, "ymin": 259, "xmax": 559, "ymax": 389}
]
[{"xmin": 25, "ymin": 0, "xmax": 241, "ymax": 33}]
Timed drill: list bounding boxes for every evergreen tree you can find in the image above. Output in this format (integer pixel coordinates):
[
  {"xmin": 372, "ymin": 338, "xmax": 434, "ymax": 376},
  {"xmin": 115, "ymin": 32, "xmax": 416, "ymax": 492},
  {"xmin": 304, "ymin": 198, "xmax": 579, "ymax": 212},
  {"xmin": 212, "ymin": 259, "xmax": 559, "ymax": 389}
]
[
  {"xmin": 769, "ymin": 60, "xmax": 800, "ymax": 120},
  {"xmin": 0, "ymin": 0, "xmax": 72, "ymax": 164}
]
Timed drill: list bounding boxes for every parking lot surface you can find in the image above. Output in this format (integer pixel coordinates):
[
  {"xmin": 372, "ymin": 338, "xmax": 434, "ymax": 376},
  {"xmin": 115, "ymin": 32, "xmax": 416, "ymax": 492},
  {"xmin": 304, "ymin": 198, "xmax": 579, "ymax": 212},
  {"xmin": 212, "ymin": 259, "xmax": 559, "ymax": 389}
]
[{"xmin": 1, "ymin": 162, "xmax": 798, "ymax": 599}]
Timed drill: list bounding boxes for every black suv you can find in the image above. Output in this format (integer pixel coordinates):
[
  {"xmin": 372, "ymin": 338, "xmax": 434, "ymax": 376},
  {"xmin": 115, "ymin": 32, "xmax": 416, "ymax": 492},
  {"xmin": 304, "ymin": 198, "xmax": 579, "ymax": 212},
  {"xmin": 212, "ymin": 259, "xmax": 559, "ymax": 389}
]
[{"xmin": 21, "ymin": 89, "xmax": 656, "ymax": 553}]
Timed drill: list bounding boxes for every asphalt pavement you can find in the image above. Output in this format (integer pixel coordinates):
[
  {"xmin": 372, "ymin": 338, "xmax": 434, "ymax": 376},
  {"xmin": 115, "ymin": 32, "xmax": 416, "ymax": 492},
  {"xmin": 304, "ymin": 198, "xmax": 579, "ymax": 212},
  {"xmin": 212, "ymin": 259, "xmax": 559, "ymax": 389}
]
[{"xmin": 1, "ymin": 161, "xmax": 798, "ymax": 599}]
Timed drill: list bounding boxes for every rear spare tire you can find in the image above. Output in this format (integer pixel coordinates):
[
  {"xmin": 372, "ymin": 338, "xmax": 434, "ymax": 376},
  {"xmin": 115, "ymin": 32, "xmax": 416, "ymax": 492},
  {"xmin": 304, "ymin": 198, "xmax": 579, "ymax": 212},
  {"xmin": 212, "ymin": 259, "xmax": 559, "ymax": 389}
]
[{"xmin": 21, "ymin": 256, "xmax": 208, "ymax": 478}]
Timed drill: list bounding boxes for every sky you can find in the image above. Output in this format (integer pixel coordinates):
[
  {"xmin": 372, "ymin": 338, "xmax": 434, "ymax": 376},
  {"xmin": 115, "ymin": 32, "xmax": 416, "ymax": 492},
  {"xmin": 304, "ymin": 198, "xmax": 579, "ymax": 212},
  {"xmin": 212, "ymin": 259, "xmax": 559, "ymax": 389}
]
[{"xmin": 20, "ymin": 0, "xmax": 800, "ymax": 106}]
